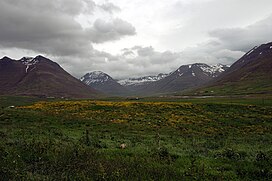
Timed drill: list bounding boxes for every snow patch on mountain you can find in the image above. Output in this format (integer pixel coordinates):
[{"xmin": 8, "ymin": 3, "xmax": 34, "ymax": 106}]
[
  {"xmin": 20, "ymin": 57, "xmax": 39, "ymax": 73},
  {"xmin": 118, "ymin": 73, "xmax": 168, "ymax": 86},
  {"xmin": 192, "ymin": 71, "xmax": 195, "ymax": 76},
  {"xmin": 198, "ymin": 64, "xmax": 228, "ymax": 77},
  {"xmin": 246, "ymin": 46, "xmax": 259, "ymax": 56}
]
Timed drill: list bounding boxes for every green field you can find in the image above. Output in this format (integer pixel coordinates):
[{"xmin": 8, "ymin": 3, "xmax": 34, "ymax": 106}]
[{"xmin": 1, "ymin": 96, "xmax": 272, "ymax": 180}]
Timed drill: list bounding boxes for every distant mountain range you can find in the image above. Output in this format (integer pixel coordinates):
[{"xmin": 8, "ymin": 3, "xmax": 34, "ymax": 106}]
[
  {"xmin": 0, "ymin": 55, "xmax": 99, "ymax": 98},
  {"xmin": 81, "ymin": 63, "xmax": 229, "ymax": 96},
  {"xmin": 131, "ymin": 63, "xmax": 229, "ymax": 95},
  {"xmin": 1, "ymin": 42, "xmax": 271, "ymax": 98}
]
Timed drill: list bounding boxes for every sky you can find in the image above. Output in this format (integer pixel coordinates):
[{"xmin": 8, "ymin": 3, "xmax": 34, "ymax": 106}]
[{"xmin": 0, "ymin": 0, "xmax": 272, "ymax": 79}]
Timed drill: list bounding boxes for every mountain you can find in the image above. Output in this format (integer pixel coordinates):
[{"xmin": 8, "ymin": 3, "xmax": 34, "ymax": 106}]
[
  {"xmin": 133, "ymin": 63, "xmax": 229, "ymax": 95},
  {"xmin": 80, "ymin": 71, "xmax": 128, "ymax": 96},
  {"xmin": 0, "ymin": 55, "xmax": 99, "ymax": 98},
  {"xmin": 193, "ymin": 42, "xmax": 272, "ymax": 95}
]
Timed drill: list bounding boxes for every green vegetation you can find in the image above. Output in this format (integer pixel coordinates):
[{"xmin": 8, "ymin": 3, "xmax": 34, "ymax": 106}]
[
  {"xmin": 1, "ymin": 97, "xmax": 272, "ymax": 180},
  {"xmin": 191, "ymin": 76, "xmax": 272, "ymax": 96}
]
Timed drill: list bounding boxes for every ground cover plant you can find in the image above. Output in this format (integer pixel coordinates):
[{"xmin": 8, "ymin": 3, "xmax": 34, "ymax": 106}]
[{"xmin": 0, "ymin": 97, "xmax": 272, "ymax": 180}]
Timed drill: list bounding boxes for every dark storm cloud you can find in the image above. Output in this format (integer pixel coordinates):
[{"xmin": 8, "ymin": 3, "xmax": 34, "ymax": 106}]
[{"xmin": 0, "ymin": 0, "xmax": 135, "ymax": 56}]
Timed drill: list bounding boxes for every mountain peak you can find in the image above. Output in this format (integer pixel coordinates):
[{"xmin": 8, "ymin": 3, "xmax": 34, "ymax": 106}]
[
  {"xmin": 80, "ymin": 71, "xmax": 127, "ymax": 95},
  {"xmin": 174, "ymin": 63, "xmax": 228, "ymax": 78},
  {"xmin": 234, "ymin": 42, "xmax": 272, "ymax": 66},
  {"xmin": 19, "ymin": 57, "xmax": 39, "ymax": 73},
  {"xmin": 81, "ymin": 71, "xmax": 112, "ymax": 84},
  {"xmin": 1, "ymin": 56, "xmax": 13, "ymax": 61}
]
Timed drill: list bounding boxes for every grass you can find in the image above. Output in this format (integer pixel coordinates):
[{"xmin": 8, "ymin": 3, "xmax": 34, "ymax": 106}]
[
  {"xmin": 190, "ymin": 76, "xmax": 272, "ymax": 96},
  {"xmin": 1, "ymin": 96, "xmax": 272, "ymax": 180}
]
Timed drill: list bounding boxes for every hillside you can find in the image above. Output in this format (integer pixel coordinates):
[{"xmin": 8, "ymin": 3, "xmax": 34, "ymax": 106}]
[
  {"xmin": 0, "ymin": 56, "xmax": 99, "ymax": 98},
  {"xmin": 192, "ymin": 42, "xmax": 272, "ymax": 95}
]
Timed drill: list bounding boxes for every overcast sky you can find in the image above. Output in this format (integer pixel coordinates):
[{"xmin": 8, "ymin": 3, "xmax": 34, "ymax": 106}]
[{"xmin": 0, "ymin": 0, "xmax": 272, "ymax": 79}]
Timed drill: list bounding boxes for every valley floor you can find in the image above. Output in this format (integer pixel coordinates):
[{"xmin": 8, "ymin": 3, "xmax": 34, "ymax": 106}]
[{"xmin": 0, "ymin": 96, "xmax": 272, "ymax": 180}]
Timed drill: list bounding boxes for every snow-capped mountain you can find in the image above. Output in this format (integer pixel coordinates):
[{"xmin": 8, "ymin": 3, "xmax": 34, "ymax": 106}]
[
  {"xmin": 80, "ymin": 63, "xmax": 229, "ymax": 96},
  {"xmin": 132, "ymin": 63, "xmax": 229, "ymax": 95},
  {"xmin": 81, "ymin": 71, "xmax": 112, "ymax": 85},
  {"xmin": 81, "ymin": 71, "xmax": 128, "ymax": 95},
  {"xmin": 172, "ymin": 63, "xmax": 229, "ymax": 78},
  {"xmin": 118, "ymin": 64, "xmax": 228, "ymax": 88},
  {"xmin": 118, "ymin": 73, "xmax": 169, "ymax": 86},
  {"xmin": 194, "ymin": 42, "xmax": 272, "ymax": 95}
]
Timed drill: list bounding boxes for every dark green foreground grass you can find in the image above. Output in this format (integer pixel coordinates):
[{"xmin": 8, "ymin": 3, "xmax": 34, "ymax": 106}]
[{"xmin": 0, "ymin": 97, "xmax": 272, "ymax": 180}]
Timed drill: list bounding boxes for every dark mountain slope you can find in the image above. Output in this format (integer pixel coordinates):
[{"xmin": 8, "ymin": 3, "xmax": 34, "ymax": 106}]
[
  {"xmin": 0, "ymin": 56, "xmax": 99, "ymax": 98},
  {"xmin": 193, "ymin": 42, "xmax": 272, "ymax": 95}
]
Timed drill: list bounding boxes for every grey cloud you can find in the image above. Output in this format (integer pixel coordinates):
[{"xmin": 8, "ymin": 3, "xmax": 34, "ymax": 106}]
[
  {"xmin": 122, "ymin": 50, "xmax": 135, "ymax": 57},
  {"xmin": 136, "ymin": 46, "xmax": 154, "ymax": 57},
  {"xmin": 99, "ymin": 2, "xmax": 121, "ymax": 14},
  {"xmin": 178, "ymin": 15, "xmax": 272, "ymax": 66},
  {"xmin": 0, "ymin": 0, "xmax": 135, "ymax": 57},
  {"xmin": 209, "ymin": 15, "xmax": 272, "ymax": 52},
  {"xmin": 130, "ymin": 46, "xmax": 181, "ymax": 65},
  {"xmin": 88, "ymin": 18, "xmax": 136, "ymax": 43}
]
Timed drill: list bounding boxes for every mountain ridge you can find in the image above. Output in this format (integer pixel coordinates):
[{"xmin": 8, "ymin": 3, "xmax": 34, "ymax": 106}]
[{"xmin": 81, "ymin": 63, "xmax": 229, "ymax": 96}]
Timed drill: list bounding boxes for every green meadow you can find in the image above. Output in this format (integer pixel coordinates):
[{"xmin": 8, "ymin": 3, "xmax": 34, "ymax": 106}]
[{"xmin": 1, "ymin": 96, "xmax": 272, "ymax": 180}]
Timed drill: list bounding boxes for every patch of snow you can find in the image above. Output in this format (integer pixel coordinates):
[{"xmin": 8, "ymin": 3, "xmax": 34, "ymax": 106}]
[
  {"xmin": 260, "ymin": 52, "xmax": 262, "ymax": 55},
  {"xmin": 197, "ymin": 63, "xmax": 227, "ymax": 77},
  {"xmin": 80, "ymin": 77, "xmax": 85, "ymax": 81},
  {"xmin": 188, "ymin": 65, "xmax": 192, "ymax": 69},
  {"xmin": 246, "ymin": 49, "xmax": 254, "ymax": 56},
  {"xmin": 20, "ymin": 57, "xmax": 39, "ymax": 73},
  {"xmin": 246, "ymin": 46, "xmax": 258, "ymax": 56},
  {"xmin": 118, "ymin": 73, "xmax": 168, "ymax": 86},
  {"xmin": 211, "ymin": 64, "xmax": 226, "ymax": 73},
  {"xmin": 198, "ymin": 64, "xmax": 212, "ymax": 74},
  {"xmin": 270, "ymin": 46, "xmax": 272, "ymax": 49},
  {"xmin": 25, "ymin": 65, "xmax": 29, "ymax": 73},
  {"xmin": 192, "ymin": 71, "xmax": 195, "ymax": 76}
]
